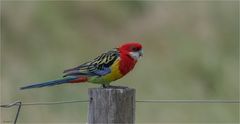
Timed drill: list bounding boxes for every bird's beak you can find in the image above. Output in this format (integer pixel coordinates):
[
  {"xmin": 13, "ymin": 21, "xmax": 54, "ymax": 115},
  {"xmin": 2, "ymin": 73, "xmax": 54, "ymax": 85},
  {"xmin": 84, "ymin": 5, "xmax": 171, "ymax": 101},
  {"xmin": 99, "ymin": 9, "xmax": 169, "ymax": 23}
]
[{"xmin": 139, "ymin": 50, "xmax": 143, "ymax": 57}]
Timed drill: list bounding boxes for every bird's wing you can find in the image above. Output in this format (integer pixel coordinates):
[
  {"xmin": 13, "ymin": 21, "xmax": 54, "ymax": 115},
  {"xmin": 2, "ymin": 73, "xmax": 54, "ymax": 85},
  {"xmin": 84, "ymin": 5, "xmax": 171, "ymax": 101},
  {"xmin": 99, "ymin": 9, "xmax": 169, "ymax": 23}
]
[{"xmin": 63, "ymin": 49, "xmax": 119, "ymax": 77}]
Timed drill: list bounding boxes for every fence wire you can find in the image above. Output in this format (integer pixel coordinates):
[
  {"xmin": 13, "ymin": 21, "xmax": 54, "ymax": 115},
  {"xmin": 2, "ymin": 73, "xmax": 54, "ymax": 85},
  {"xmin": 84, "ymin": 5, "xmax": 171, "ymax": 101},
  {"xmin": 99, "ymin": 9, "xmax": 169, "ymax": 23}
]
[{"xmin": 1, "ymin": 99, "xmax": 239, "ymax": 124}]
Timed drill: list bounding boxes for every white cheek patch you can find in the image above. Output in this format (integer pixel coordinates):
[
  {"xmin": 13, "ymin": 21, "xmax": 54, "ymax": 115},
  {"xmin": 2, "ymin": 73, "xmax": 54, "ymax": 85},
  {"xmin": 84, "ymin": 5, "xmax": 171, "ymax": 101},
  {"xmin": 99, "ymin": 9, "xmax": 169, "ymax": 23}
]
[{"xmin": 129, "ymin": 52, "xmax": 140, "ymax": 60}]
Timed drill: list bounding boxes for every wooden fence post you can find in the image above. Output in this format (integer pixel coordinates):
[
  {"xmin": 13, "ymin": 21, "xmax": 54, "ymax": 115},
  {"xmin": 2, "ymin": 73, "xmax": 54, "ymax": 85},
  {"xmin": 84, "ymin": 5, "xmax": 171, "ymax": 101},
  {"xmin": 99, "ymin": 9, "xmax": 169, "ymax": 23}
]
[{"xmin": 88, "ymin": 87, "xmax": 135, "ymax": 124}]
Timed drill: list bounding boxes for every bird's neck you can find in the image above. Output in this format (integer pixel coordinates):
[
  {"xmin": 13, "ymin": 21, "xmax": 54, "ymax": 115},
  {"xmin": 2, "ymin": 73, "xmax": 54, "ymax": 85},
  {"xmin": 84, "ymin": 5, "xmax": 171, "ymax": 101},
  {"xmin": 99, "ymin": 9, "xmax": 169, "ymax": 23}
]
[{"xmin": 119, "ymin": 52, "xmax": 137, "ymax": 75}]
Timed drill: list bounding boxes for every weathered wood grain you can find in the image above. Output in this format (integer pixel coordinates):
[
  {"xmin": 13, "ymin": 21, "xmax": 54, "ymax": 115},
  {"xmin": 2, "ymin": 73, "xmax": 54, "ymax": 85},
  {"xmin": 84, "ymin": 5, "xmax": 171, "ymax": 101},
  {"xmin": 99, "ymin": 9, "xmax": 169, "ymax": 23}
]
[{"xmin": 88, "ymin": 86, "xmax": 135, "ymax": 124}]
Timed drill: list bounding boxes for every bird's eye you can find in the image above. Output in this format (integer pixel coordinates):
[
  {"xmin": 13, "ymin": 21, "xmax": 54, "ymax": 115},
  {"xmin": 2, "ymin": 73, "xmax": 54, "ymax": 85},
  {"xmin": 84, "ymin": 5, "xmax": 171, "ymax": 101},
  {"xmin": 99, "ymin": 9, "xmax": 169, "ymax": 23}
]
[{"xmin": 132, "ymin": 47, "xmax": 138, "ymax": 51}]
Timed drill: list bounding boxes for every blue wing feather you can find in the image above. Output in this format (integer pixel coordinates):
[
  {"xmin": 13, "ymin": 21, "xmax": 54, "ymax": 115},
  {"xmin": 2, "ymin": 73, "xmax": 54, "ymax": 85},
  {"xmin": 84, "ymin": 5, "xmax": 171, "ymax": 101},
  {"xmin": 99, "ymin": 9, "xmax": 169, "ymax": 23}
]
[{"xmin": 92, "ymin": 67, "xmax": 111, "ymax": 76}]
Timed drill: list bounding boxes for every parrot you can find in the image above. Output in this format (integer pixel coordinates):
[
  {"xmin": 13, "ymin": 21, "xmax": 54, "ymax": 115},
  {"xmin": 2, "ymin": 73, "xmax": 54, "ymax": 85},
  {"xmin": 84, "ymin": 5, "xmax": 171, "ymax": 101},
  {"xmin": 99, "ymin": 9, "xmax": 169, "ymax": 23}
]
[{"xmin": 20, "ymin": 42, "xmax": 143, "ymax": 90}]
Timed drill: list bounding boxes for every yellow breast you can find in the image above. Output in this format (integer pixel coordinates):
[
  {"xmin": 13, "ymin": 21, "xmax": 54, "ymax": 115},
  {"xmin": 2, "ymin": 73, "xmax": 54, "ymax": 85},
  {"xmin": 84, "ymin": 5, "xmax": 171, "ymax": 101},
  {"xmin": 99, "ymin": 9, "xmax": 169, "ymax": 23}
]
[{"xmin": 103, "ymin": 58, "xmax": 123, "ymax": 82}]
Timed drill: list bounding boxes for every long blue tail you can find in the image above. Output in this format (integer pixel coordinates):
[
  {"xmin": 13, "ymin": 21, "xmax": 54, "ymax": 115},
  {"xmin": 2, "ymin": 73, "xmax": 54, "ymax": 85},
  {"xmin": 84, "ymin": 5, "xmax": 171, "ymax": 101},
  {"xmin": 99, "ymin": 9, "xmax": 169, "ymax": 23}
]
[{"xmin": 20, "ymin": 77, "xmax": 77, "ymax": 90}]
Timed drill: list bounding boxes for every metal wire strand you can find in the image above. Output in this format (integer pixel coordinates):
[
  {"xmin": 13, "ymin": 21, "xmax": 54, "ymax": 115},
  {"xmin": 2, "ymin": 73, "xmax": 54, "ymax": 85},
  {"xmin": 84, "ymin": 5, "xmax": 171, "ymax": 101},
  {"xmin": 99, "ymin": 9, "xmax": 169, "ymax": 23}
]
[
  {"xmin": 136, "ymin": 100, "xmax": 240, "ymax": 103},
  {"xmin": 21, "ymin": 100, "xmax": 89, "ymax": 106},
  {"xmin": 1, "ymin": 99, "xmax": 239, "ymax": 124},
  {"xmin": 1, "ymin": 99, "xmax": 239, "ymax": 107},
  {"xmin": 14, "ymin": 102, "xmax": 21, "ymax": 124},
  {"xmin": 0, "ymin": 100, "xmax": 88, "ymax": 124},
  {"xmin": 1, "ymin": 101, "xmax": 22, "ymax": 124}
]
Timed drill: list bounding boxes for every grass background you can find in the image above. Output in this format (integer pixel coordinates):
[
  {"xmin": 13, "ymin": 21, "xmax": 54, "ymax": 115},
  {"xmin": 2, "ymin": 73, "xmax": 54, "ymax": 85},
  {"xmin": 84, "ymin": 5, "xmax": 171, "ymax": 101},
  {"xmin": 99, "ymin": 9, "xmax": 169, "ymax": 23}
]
[{"xmin": 1, "ymin": 1, "xmax": 239, "ymax": 123}]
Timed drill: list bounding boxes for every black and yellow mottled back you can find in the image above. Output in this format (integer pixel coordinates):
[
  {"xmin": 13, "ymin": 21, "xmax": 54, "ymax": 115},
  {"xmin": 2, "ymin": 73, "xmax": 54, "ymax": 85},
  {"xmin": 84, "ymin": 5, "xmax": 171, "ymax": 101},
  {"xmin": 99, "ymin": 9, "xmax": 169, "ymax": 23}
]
[{"xmin": 63, "ymin": 49, "xmax": 119, "ymax": 77}]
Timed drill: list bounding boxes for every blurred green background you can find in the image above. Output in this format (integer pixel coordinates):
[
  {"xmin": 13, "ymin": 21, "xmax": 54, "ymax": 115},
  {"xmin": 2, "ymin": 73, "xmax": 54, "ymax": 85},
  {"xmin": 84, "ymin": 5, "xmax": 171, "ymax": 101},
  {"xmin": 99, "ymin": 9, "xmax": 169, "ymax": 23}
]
[{"xmin": 1, "ymin": 1, "xmax": 239, "ymax": 123}]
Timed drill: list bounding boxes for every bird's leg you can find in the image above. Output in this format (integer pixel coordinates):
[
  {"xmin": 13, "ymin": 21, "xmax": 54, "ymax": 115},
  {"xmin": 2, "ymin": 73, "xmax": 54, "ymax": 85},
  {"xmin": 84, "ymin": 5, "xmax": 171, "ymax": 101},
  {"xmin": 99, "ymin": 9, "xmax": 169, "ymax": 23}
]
[
  {"xmin": 107, "ymin": 85, "xmax": 118, "ymax": 88},
  {"xmin": 101, "ymin": 84, "xmax": 127, "ymax": 89},
  {"xmin": 105, "ymin": 85, "xmax": 127, "ymax": 89},
  {"xmin": 102, "ymin": 84, "xmax": 107, "ymax": 88},
  {"xmin": 101, "ymin": 84, "xmax": 111, "ymax": 88}
]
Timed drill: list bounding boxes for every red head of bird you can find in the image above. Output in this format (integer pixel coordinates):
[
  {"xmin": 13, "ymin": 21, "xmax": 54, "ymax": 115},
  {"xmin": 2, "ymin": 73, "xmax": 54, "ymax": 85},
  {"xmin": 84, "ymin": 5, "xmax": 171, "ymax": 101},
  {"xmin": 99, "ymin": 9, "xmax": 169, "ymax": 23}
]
[{"xmin": 118, "ymin": 42, "xmax": 143, "ymax": 61}]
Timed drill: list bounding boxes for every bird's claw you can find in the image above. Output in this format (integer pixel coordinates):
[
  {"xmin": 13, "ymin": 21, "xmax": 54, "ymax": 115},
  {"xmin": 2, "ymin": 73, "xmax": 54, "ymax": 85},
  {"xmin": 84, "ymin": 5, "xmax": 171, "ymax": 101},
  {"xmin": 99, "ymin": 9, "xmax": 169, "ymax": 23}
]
[{"xmin": 101, "ymin": 84, "xmax": 128, "ymax": 89}]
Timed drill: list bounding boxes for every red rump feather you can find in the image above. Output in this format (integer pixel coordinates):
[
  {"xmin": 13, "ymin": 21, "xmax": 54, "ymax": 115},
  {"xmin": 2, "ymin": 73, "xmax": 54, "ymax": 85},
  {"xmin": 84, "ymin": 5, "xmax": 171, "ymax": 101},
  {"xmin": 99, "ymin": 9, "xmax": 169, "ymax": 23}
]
[{"xmin": 70, "ymin": 77, "xmax": 88, "ymax": 83}]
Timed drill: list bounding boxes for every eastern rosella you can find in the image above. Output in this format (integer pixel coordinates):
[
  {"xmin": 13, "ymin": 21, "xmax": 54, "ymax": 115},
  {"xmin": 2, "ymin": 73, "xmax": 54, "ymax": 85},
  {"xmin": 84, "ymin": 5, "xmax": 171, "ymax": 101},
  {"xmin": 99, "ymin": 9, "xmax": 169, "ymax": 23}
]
[{"xmin": 20, "ymin": 42, "xmax": 143, "ymax": 90}]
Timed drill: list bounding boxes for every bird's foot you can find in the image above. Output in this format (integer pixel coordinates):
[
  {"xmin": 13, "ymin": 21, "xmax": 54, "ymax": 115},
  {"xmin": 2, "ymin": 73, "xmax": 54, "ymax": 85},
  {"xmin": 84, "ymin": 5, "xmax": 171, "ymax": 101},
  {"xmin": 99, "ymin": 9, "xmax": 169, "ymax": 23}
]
[
  {"xmin": 102, "ymin": 84, "xmax": 107, "ymax": 88},
  {"xmin": 101, "ymin": 84, "xmax": 128, "ymax": 89}
]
